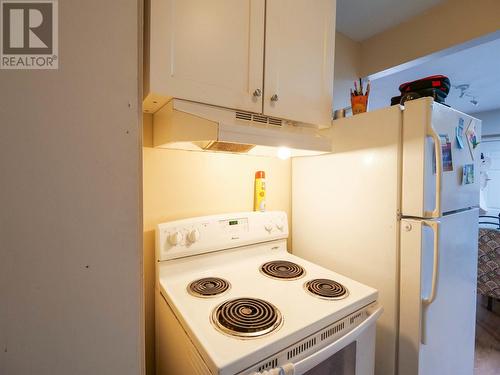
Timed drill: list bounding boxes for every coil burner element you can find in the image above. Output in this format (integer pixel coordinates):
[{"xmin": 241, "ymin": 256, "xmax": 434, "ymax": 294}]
[
  {"xmin": 187, "ymin": 277, "xmax": 230, "ymax": 298},
  {"xmin": 304, "ymin": 279, "xmax": 349, "ymax": 300},
  {"xmin": 211, "ymin": 298, "xmax": 283, "ymax": 338},
  {"xmin": 260, "ymin": 260, "xmax": 305, "ymax": 280}
]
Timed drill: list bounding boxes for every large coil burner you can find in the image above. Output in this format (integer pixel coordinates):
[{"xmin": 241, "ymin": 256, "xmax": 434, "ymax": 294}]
[
  {"xmin": 304, "ymin": 279, "xmax": 349, "ymax": 300},
  {"xmin": 260, "ymin": 260, "xmax": 305, "ymax": 280},
  {"xmin": 187, "ymin": 277, "xmax": 230, "ymax": 298},
  {"xmin": 211, "ymin": 298, "xmax": 283, "ymax": 338}
]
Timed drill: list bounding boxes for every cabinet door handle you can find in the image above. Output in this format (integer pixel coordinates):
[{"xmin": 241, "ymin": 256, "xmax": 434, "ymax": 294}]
[
  {"xmin": 271, "ymin": 94, "xmax": 279, "ymax": 102},
  {"xmin": 253, "ymin": 89, "xmax": 262, "ymax": 97}
]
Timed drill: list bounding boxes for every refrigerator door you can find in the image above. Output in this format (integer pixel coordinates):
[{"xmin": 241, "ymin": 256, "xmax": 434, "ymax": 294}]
[
  {"xmin": 402, "ymin": 98, "xmax": 481, "ymax": 218},
  {"xmin": 399, "ymin": 209, "xmax": 478, "ymax": 375}
]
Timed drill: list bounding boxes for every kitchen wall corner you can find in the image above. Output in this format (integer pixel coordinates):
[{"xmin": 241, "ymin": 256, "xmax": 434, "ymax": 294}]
[
  {"xmin": 333, "ymin": 31, "xmax": 361, "ymax": 111},
  {"xmin": 142, "ymin": 113, "xmax": 292, "ymax": 373}
]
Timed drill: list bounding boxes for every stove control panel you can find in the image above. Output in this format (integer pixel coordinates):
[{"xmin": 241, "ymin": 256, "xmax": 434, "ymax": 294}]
[
  {"xmin": 156, "ymin": 211, "xmax": 288, "ymax": 261},
  {"xmin": 187, "ymin": 229, "xmax": 200, "ymax": 244},
  {"xmin": 219, "ymin": 217, "xmax": 249, "ymax": 235},
  {"xmin": 167, "ymin": 231, "xmax": 183, "ymax": 246}
]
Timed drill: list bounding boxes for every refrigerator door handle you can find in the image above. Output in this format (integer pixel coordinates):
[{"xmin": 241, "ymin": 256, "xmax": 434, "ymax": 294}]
[
  {"xmin": 421, "ymin": 220, "xmax": 440, "ymax": 344},
  {"xmin": 424, "ymin": 124, "xmax": 442, "ymax": 218}
]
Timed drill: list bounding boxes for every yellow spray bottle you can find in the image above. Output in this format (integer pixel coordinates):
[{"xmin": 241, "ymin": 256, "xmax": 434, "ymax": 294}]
[{"xmin": 254, "ymin": 171, "xmax": 266, "ymax": 212}]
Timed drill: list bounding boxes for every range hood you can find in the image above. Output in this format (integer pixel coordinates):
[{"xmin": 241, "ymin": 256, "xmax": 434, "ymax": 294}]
[{"xmin": 151, "ymin": 99, "xmax": 332, "ymax": 158}]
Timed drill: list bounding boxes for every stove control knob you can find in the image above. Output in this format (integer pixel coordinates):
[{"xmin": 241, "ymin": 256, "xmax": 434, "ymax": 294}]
[
  {"xmin": 168, "ymin": 231, "xmax": 183, "ymax": 246},
  {"xmin": 276, "ymin": 222, "xmax": 284, "ymax": 231},
  {"xmin": 187, "ymin": 229, "xmax": 200, "ymax": 243},
  {"xmin": 265, "ymin": 224, "xmax": 273, "ymax": 232}
]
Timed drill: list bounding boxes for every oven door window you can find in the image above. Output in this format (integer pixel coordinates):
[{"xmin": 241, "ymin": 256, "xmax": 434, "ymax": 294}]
[{"xmin": 303, "ymin": 341, "xmax": 356, "ymax": 375}]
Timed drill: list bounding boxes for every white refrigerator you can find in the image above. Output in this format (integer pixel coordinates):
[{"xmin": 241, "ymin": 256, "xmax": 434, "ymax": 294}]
[{"xmin": 292, "ymin": 97, "xmax": 481, "ymax": 375}]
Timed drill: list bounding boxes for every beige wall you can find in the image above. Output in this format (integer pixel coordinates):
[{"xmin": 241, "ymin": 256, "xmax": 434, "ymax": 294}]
[
  {"xmin": 333, "ymin": 32, "xmax": 361, "ymax": 111},
  {"xmin": 360, "ymin": 0, "xmax": 500, "ymax": 77},
  {"xmin": 142, "ymin": 114, "xmax": 292, "ymax": 374},
  {"xmin": 0, "ymin": 1, "xmax": 143, "ymax": 375}
]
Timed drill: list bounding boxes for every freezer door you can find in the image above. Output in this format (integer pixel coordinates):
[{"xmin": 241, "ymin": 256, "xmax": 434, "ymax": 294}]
[
  {"xmin": 399, "ymin": 209, "xmax": 478, "ymax": 375},
  {"xmin": 402, "ymin": 98, "xmax": 481, "ymax": 217}
]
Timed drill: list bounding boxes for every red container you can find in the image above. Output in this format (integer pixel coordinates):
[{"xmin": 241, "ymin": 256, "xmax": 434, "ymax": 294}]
[{"xmin": 399, "ymin": 75, "xmax": 450, "ymax": 95}]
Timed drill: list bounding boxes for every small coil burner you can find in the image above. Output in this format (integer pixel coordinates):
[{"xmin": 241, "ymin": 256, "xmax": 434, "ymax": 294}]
[
  {"xmin": 304, "ymin": 279, "xmax": 349, "ymax": 300},
  {"xmin": 187, "ymin": 277, "xmax": 230, "ymax": 298},
  {"xmin": 260, "ymin": 260, "xmax": 305, "ymax": 280},
  {"xmin": 211, "ymin": 298, "xmax": 283, "ymax": 338}
]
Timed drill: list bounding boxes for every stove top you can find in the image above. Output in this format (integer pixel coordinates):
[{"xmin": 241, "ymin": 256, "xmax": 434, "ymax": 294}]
[
  {"xmin": 188, "ymin": 277, "xmax": 231, "ymax": 298},
  {"xmin": 155, "ymin": 211, "xmax": 378, "ymax": 375},
  {"xmin": 211, "ymin": 297, "xmax": 283, "ymax": 338},
  {"xmin": 304, "ymin": 278, "xmax": 349, "ymax": 300},
  {"xmin": 260, "ymin": 260, "xmax": 305, "ymax": 280},
  {"xmin": 157, "ymin": 241, "xmax": 377, "ymax": 375}
]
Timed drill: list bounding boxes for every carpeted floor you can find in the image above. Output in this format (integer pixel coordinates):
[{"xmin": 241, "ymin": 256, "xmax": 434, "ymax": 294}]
[{"xmin": 475, "ymin": 297, "xmax": 500, "ymax": 375}]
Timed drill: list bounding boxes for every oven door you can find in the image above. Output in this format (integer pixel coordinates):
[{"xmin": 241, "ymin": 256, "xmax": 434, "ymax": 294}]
[{"xmin": 292, "ymin": 306, "xmax": 382, "ymax": 375}]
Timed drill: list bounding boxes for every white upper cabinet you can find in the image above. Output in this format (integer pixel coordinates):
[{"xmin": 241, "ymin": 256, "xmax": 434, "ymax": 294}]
[
  {"xmin": 149, "ymin": 0, "xmax": 265, "ymax": 113},
  {"xmin": 147, "ymin": 0, "xmax": 336, "ymax": 126},
  {"xmin": 264, "ymin": 0, "xmax": 336, "ymax": 125}
]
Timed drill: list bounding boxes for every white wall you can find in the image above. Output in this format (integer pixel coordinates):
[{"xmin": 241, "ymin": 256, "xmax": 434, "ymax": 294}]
[
  {"xmin": 333, "ymin": 32, "xmax": 361, "ymax": 111},
  {"xmin": 0, "ymin": 1, "xmax": 143, "ymax": 374},
  {"xmin": 360, "ymin": 0, "xmax": 500, "ymax": 77},
  {"xmin": 475, "ymin": 109, "xmax": 500, "ymax": 217},
  {"xmin": 480, "ymin": 140, "xmax": 500, "ymax": 218},
  {"xmin": 474, "ymin": 109, "xmax": 500, "ymax": 137}
]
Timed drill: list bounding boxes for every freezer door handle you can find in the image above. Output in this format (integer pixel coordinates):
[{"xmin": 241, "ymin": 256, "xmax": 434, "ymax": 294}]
[
  {"xmin": 421, "ymin": 220, "xmax": 440, "ymax": 344},
  {"xmin": 424, "ymin": 125, "xmax": 442, "ymax": 218}
]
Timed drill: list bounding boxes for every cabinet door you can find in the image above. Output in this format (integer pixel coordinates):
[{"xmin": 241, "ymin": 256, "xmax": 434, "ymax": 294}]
[
  {"xmin": 149, "ymin": 0, "xmax": 265, "ymax": 113},
  {"xmin": 264, "ymin": 0, "xmax": 335, "ymax": 126}
]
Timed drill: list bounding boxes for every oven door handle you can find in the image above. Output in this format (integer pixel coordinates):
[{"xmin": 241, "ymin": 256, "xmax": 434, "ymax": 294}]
[{"xmin": 291, "ymin": 306, "xmax": 383, "ymax": 374}]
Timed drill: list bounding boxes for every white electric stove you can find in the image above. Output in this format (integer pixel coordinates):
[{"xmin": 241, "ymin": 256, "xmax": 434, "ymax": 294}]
[{"xmin": 155, "ymin": 211, "xmax": 381, "ymax": 375}]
